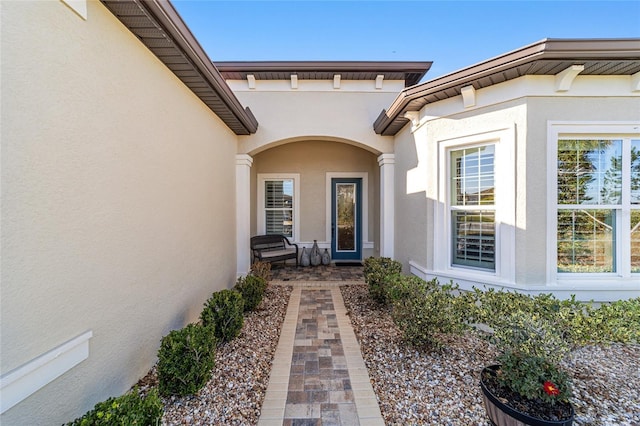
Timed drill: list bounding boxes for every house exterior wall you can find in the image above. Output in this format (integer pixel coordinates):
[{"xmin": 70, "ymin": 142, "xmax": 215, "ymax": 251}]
[
  {"xmin": 1, "ymin": 2, "xmax": 238, "ymax": 424},
  {"xmin": 230, "ymin": 86, "xmax": 398, "ymax": 156},
  {"xmin": 392, "ymin": 126, "xmax": 429, "ymax": 270},
  {"xmin": 394, "ymin": 74, "xmax": 640, "ymax": 301},
  {"xmin": 231, "ymin": 81, "xmax": 398, "ymax": 262},
  {"xmin": 252, "ymin": 141, "xmax": 379, "ymax": 257}
]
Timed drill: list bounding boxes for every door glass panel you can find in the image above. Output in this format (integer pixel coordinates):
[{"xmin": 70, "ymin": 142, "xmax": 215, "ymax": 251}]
[{"xmin": 336, "ymin": 183, "xmax": 356, "ymax": 251}]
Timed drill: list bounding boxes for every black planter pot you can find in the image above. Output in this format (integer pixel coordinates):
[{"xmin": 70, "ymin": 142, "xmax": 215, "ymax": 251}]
[{"xmin": 480, "ymin": 365, "xmax": 574, "ymax": 426}]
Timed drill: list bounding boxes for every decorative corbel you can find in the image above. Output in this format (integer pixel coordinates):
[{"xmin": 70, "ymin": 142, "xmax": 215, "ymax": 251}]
[
  {"xmin": 333, "ymin": 74, "xmax": 341, "ymax": 89},
  {"xmin": 404, "ymin": 111, "xmax": 420, "ymax": 128},
  {"xmin": 247, "ymin": 74, "xmax": 256, "ymax": 89},
  {"xmin": 461, "ymin": 85, "xmax": 476, "ymax": 108},
  {"xmin": 631, "ymin": 71, "xmax": 640, "ymax": 92},
  {"xmin": 555, "ymin": 65, "xmax": 584, "ymax": 92}
]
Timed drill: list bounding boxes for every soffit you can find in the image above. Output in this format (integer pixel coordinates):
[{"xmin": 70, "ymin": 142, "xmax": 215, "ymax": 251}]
[
  {"xmin": 374, "ymin": 38, "xmax": 640, "ymax": 136},
  {"xmin": 100, "ymin": 0, "xmax": 258, "ymax": 135},
  {"xmin": 215, "ymin": 61, "xmax": 432, "ymax": 87}
]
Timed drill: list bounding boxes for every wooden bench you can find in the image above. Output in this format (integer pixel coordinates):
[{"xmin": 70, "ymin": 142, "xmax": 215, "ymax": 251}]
[{"xmin": 250, "ymin": 234, "xmax": 299, "ymax": 266}]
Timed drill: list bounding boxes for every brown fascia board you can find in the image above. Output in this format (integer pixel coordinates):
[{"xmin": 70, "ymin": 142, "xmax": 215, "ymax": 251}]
[
  {"xmin": 126, "ymin": 0, "xmax": 258, "ymax": 134},
  {"xmin": 373, "ymin": 38, "xmax": 640, "ymax": 135},
  {"xmin": 216, "ymin": 61, "xmax": 432, "ymax": 86}
]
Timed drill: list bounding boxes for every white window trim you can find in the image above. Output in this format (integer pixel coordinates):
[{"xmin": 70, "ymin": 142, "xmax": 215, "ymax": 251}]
[
  {"xmin": 434, "ymin": 126, "xmax": 516, "ymax": 283},
  {"xmin": 547, "ymin": 121, "xmax": 640, "ymax": 285},
  {"xmin": 257, "ymin": 173, "xmax": 301, "ymax": 242},
  {"xmin": 325, "ymin": 173, "xmax": 371, "ymax": 249}
]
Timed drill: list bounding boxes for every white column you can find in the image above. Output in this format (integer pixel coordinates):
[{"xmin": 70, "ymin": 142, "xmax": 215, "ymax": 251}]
[
  {"xmin": 378, "ymin": 153, "xmax": 395, "ymax": 258},
  {"xmin": 236, "ymin": 154, "xmax": 253, "ymax": 276}
]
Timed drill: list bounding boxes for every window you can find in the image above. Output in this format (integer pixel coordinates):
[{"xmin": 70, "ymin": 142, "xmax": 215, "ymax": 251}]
[
  {"xmin": 450, "ymin": 145, "xmax": 496, "ymax": 270},
  {"xmin": 265, "ymin": 179, "xmax": 294, "ymax": 237},
  {"xmin": 434, "ymin": 127, "xmax": 514, "ymax": 283},
  {"xmin": 258, "ymin": 174, "xmax": 300, "ymax": 241},
  {"xmin": 551, "ymin": 125, "xmax": 639, "ymax": 277}
]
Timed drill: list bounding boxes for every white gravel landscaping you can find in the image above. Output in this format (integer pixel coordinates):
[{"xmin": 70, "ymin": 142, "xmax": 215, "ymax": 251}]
[
  {"xmin": 136, "ymin": 282, "xmax": 639, "ymax": 426},
  {"xmin": 341, "ymin": 284, "xmax": 640, "ymax": 426},
  {"xmin": 136, "ymin": 285, "xmax": 292, "ymax": 426}
]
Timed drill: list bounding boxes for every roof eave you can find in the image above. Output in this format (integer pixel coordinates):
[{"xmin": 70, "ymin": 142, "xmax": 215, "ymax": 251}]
[
  {"xmin": 101, "ymin": 0, "xmax": 258, "ymax": 135},
  {"xmin": 373, "ymin": 38, "xmax": 640, "ymax": 135}
]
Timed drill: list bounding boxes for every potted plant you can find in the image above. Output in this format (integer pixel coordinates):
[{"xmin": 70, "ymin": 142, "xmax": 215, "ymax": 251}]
[{"xmin": 480, "ymin": 311, "xmax": 575, "ymax": 426}]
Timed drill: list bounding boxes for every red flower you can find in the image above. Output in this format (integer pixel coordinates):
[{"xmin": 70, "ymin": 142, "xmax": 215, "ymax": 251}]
[{"xmin": 543, "ymin": 381, "xmax": 560, "ymax": 396}]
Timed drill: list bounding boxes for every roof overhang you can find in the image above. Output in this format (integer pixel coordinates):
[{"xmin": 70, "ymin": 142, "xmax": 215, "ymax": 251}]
[
  {"xmin": 374, "ymin": 38, "xmax": 640, "ymax": 136},
  {"xmin": 215, "ymin": 61, "xmax": 432, "ymax": 87},
  {"xmin": 100, "ymin": 0, "xmax": 258, "ymax": 135}
]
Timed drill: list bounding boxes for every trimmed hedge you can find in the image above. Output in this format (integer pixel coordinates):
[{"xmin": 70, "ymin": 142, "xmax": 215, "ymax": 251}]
[
  {"xmin": 234, "ymin": 274, "xmax": 267, "ymax": 312},
  {"xmin": 200, "ymin": 289, "xmax": 244, "ymax": 342},
  {"xmin": 363, "ymin": 256, "xmax": 402, "ymax": 305},
  {"xmin": 388, "ymin": 275, "xmax": 465, "ymax": 348},
  {"xmin": 157, "ymin": 323, "xmax": 216, "ymax": 396},
  {"xmin": 66, "ymin": 387, "xmax": 162, "ymax": 425}
]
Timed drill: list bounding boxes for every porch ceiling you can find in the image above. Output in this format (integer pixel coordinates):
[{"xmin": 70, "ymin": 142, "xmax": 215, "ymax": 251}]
[
  {"xmin": 100, "ymin": 0, "xmax": 258, "ymax": 135},
  {"xmin": 215, "ymin": 61, "xmax": 432, "ymax": 87},
  {"xmin": 374, "ymin": 38, "xmax": 640, "ymax": 136}
]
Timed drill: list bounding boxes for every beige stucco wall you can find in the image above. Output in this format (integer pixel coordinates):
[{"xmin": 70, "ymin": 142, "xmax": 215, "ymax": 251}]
[
  {"xmin": 393, "ymin": 83, "xmax": 640, "ymax": 297},
  {"xmin": 233, "ymin": 89, "xmax": 397, "ymax": 156},
  {"xmin": 394, "ymin": 99, "xmax": 527, "ymax": 278},
  {"xmin": 252, "ymin": 141, "xmax": 379, "ymax": 257},
  {"xmin": 392, "ymin": 125, "xmax": 429, "ymax": 271},
  {"xmin": 1, "ymin": 2, "xmax": 238, "ymax": 424},
  {"xmin": 523, "ymin": 96, "xmax": 640, "ymax": 285}
]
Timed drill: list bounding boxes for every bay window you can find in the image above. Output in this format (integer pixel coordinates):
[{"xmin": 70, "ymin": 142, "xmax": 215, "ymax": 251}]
[{"xmin": 551, "ymin": 123, "xmax": 639, "ymax": 278}]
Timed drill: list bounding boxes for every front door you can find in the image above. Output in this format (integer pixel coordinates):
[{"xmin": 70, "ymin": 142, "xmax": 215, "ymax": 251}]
[{"xmin": 331, "ymin": 178, "xmax": 362, "ymax": 261}]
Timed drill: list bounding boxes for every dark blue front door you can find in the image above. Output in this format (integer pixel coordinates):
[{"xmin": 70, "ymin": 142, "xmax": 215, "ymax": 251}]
[{"xmin": 331, "ymin": 178, "xmax": 362, "ymax": 261}]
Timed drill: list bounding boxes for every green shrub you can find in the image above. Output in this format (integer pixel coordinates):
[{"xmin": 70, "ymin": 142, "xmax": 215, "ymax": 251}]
[
  {"xmin": 467, "ymin": 288, "xmax": 640, "ymax": 346},
  {"xmin": 577, "ymin": 297, "xmax": 640, "ymax": 344},
  {"xmin": 250, "ymin": 261, "xmax": 272, "ymax": 283},
  {"xmin": 66, "ymin": 387, "xmax": 162, "ymax": 425},
  {"xmin": 200, "ymin": 289, "xmax": 244, "ymax": 342},
  {"xmin": 388, "ymin": 275, "xmax": 466, "ymax": 347},
  {"xmin": 234, "ymin": 274, "xmax": 267, "ymax": 312},
  {"xmin": 363, "ymin": 256, "xmax": 402, "ymax": 305},
  {"xmin": 157, "ymin": 323, "xmax": 216, "ymax": 396},
  {"xmin": 493, "ymin": 312, "xmax": 572, "ymax": 404}
]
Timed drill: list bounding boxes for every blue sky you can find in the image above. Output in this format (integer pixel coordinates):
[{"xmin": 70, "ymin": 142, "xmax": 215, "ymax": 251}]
[{"xmin": 172, "ymin": 1, "xmax": 640, "ymax": 81}]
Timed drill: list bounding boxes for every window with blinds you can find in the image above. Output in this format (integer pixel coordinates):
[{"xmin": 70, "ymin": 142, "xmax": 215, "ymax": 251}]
[
  {"xmin": 264, "ymin": 179, "xmax": 294, "ymax": 238},
  {"xmin": 450, "ymin": 145, "xmax": 496, "ymax": 270}
]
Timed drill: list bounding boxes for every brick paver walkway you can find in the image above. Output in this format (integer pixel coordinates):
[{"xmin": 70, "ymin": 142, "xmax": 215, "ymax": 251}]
[{"xmin": 258, "ymin": 284, "xmax": 384, "ymax": 426}]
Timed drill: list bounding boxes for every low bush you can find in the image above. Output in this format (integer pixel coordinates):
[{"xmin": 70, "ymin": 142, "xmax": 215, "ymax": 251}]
[
  {"xmin": 388, "ymin": 275, "xmax": 466, "ymax": 348},
  {"xmin": 234, "ymin": 274, "xmax": 267, "ymax": 312},
  {"xmin": 463, "ymin": 288, "xmax": 640, "ymax": 346},
  {"xmin": 66, "ymin": 387, "xmax": 162, "ymax": 425},
  {"xmin": 492, "ymin": 312, "xmax": 572, "ymax": 404},
  {"xmin": 157, "ymin": 323, "xmax": 216, "ymax": 396},
  {"xmin": 577, "ymin": 297, "xmax": 640, "ymax": 344},
  {"xmin": 250, "ymin": 261, "xmax": 272, "ymax": 283},
  {"xmin": 363, "ymin": 256, "xmax": 402, "ymax": 305},
  {"xmin": 200, "ymin": 289, "xmax": 244, "ymax": 342}
]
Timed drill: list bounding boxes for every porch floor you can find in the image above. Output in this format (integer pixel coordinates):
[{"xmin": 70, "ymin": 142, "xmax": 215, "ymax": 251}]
[
  {"xmin": 258, "ymin": 265, "xmax": 384, "ymax": 426},
  {"xmin": 269, "ymin": 263, "xmax": 364, "ymax": 284}
]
